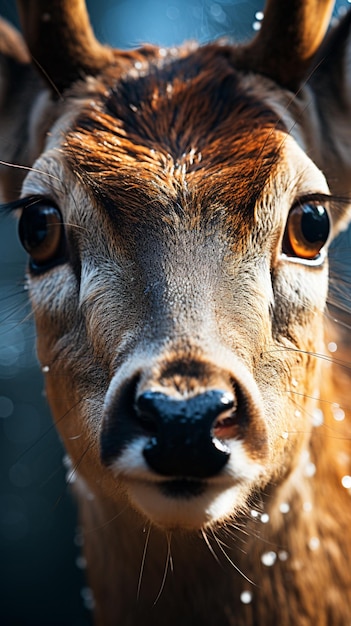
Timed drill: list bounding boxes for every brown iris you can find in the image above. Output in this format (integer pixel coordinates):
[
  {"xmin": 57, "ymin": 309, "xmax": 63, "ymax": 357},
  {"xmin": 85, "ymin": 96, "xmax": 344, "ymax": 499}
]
[
  {"xmin": 283, "ymin": 203, "xmax": 330, "ymax": 260},
  {"xmin": 18, "ymin": 201, "xmax": 66, "ymax": 271}
]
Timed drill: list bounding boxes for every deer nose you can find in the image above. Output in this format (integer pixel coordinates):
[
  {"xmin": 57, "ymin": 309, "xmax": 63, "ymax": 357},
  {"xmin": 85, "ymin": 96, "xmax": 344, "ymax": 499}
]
[{"xmin": 135, "ymin": 389, "xmax": 233, "ymax": 478}]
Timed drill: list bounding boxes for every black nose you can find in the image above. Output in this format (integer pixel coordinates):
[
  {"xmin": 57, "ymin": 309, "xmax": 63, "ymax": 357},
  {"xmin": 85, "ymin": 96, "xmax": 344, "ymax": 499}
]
[{"xmin": 135, "ymin": 390, "xmax": 233, "ymax": 478}]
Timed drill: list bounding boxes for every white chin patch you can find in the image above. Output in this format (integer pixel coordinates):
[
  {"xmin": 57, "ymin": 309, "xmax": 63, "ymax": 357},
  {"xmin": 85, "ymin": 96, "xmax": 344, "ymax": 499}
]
[
  {"xmin": 127, "ymin": 480, "xmax": 250, "ymax": 529},
  {"xmin": 110, "ymin": 437, "xmax": 264, "ymax": 529}
]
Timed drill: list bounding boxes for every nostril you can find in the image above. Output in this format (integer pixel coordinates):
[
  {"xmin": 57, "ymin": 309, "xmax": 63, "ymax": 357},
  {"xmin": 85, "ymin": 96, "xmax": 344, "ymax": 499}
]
[
  {"xmin": 212, "ymin": 405, "xmax": 238, "ymax": 439},
  {"xmin": 134, "ymin": 392, "xmax": 160, "ymax": 434}
]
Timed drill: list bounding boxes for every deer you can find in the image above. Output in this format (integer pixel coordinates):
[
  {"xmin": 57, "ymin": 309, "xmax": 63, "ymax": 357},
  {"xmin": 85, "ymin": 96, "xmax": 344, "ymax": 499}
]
[{"xmin": 1, "ymin": 0, "xmax": 351, "ymax": 624}]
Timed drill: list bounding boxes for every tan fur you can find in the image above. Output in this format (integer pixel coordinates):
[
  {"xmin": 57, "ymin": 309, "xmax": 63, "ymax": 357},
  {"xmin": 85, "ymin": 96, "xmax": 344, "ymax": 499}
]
[{"xmin": 1, "ymin": 1, "xmax": 351, "ymax": 624}]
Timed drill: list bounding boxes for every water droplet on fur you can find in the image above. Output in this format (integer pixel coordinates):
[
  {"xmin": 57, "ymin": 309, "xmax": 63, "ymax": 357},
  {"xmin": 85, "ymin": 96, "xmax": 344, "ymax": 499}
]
[
  {"xmin": 332, "ymin": 405, "xmax": 345, "ymax": 421},
  {"xmin": 341, "ymin": 475, "xmax": 351, "ymax": 489},
  {"xmin": 42, "ymin": 365, "xmax": 50, "ymax": 373},
  {"xmin": 301, "ymin": 449, "xmax": 310, "ymax": 463},
  {"xmin": 240, "ymin": 590, "xmax": 253, "ymax": 604},
  {"xmin": 294, "ymin": 409, "xmax": 302, "ymax": 418},
  {"xmin": 252, "ymin": 21, "xmax": 262, "ymax": 31},
  {"xmin": 338, "ymin": 451, "xmax": 350, "ymax": 466},
  {"xmin": 281, "ymin": 431, "xmax": 289, "ymax": 440},
  {"xmin": 308, "ymin": 537, "xmax": 320, "ymax": 551},
  {"xmin": 327, "ymin": 341, "xmax": 337, "ymax": 353},
  {"xmin": 261, "ymin": 551, "xmax": 277, "ymax": 567},
  {"xmin": 291, "ymin": 378, "xmax": 298, "ymax": 387},
  {"xmin": 260, "ymin": 513, "xmax": 270, "ymax": 524},
  {"xmin": 278, "ymin": 550, "xmax": 289, "ymax": 561},
  {"xmin": 304, "ymin": 462, "xmax": 316, "ymax": 478},
  {"xmin": 312, "ymin": 408, "xmax": 324, "ymax": 427},
  {"xmin": 134, "ymin": 61, "xmax": 143, "ymax": 70},
  {"xmin": 250, "ymin": 509, "xmax": 259, "ymax": 518},
  {"xmin": 279, "ymin": 502, "xmax": 290, "ymax": 514}
]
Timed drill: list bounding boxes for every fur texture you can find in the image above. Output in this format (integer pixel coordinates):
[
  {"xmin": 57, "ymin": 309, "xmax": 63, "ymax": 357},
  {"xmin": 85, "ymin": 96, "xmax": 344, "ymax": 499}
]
[{"xmin": 1, "ymin": 1, "xmax": 351, "ymax": 624}]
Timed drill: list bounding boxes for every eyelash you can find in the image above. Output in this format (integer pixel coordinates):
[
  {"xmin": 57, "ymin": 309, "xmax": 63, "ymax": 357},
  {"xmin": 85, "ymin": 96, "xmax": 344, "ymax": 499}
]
[{"xmin": 0, "ymin": 195, "xmax": 51, "ymax": 215}]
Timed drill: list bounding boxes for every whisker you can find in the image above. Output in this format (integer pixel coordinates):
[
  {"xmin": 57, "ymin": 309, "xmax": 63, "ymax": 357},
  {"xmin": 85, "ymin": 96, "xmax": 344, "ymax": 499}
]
[
  {"xmin": 153, "ymin": 532, "xmax": 173, "ymax": 606},
  {"xmin": 30, "ymin": 57, "xmax": 64, "ymax": 101},
  {"xmin": 201, "ymin": 529, "xmax": 222, "ymax": 565},
  {"xmin": 210, "ymin": 528, "xmax": 254, "ymax": 585},
  {"xmin": 84, "ymin": 503, "xmax": 130, "ymax": 534},
  {"xmin": 286, "ymin": 388, "xmax": 351, "ymax": 413},
  {"xmin": 265, "ymin": 345, "xmax": 351, "ymax": 370},
  {"xmin": 137, "ymin": 524, "xmax": 151, "ymax": 600},
  {"xmin": 0, "ymin": 160, "xmax": 62, "ymax": 182}
]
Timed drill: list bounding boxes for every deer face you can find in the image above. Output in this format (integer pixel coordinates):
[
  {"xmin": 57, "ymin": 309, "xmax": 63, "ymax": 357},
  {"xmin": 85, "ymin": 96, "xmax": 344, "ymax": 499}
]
[{"xmin": 17, "ymin": 56, "xmax": 333, "ymax": 529}]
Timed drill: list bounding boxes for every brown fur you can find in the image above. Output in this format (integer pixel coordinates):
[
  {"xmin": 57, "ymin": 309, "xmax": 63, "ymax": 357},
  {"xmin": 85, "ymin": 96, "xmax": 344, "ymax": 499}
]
[
  {"xmin": 1, "ymin": 2, "xmax": 351, "ymax": 625},
  {"xmin": 64, "ymin": 48, "xmax": 285, "ymax": 243}
]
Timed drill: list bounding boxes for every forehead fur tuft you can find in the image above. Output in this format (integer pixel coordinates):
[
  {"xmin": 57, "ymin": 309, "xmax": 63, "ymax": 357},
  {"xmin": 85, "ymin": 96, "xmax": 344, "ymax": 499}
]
[{"xmin": 64, "ymin": 44, "xmax": 286, "ymax": 225}]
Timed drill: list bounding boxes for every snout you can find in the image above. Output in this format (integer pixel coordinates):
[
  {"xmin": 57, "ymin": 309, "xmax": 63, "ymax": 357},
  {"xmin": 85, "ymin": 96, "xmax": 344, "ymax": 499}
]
[
  {"xmin": 135, "ymin": 389, "xmax": 233, "ymax": 478},
  {"xmin": 99, "ymin": 349, "xmax": 268, "ymax": 527},
  {"xmin": 100, "ymin": 352, "xmax": 267, "ymax": 480}
]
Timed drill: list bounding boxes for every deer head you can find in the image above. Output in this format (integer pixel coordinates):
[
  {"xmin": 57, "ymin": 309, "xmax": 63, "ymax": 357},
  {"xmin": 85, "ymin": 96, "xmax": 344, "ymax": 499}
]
[{"xmin": 1, "ymin": 0, "xmax": 351, "ymax": 537}]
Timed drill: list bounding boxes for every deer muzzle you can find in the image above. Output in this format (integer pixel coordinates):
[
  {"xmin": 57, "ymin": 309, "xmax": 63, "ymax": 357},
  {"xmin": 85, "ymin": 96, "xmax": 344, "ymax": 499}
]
[{"xmin": 100, "ymin": 349, "xmax": 268, "ymax": 481}]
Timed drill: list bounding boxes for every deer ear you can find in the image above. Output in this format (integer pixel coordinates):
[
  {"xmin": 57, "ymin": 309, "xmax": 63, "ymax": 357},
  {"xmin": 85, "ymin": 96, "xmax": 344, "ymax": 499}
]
[
  {"xmin": 16, "ymin": 0, "xmax": 114, "ymax": 94},
  {"xmin": 237, "ymin": 0, "xmax": 335, "ymax": 91},
  {"xmin": 0, "ymin": 18, "xmax": 43, "ymax": 201}
]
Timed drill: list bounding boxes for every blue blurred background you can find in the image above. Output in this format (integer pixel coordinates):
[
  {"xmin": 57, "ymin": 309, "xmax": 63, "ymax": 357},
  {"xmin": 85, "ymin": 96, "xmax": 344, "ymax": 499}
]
[{"xmin": 1, "ymin": 1, "xmax": 351, "ymax": 624}]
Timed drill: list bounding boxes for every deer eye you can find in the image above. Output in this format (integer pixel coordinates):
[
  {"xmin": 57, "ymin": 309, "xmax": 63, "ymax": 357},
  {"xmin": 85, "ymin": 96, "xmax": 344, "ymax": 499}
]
[
  {"xmin": 282, "ymin": 202, "xmax": 330, "ymax": 261},
  {"xmin": 18, "ymin": 200, "xmax": 66, "ymax": 272}
]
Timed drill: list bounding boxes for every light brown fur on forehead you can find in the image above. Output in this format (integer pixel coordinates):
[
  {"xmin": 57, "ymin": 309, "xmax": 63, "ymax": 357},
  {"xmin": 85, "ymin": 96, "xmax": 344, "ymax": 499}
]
[{"xmin": 64, "ymin": 44, "xmax": 286, "ymax": 227}]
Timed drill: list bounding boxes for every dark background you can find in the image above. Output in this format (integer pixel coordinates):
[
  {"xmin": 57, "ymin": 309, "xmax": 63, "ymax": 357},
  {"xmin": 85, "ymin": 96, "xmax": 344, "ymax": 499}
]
[{"xmin": 1, "ymin": 1, "xmax": 350, "ymax": 624}]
